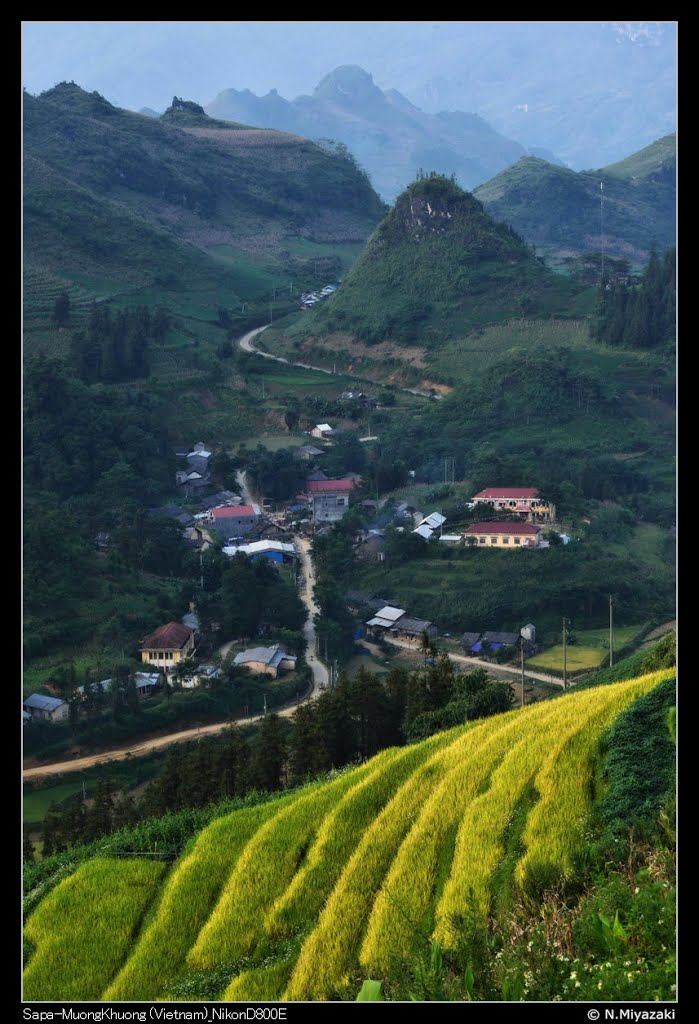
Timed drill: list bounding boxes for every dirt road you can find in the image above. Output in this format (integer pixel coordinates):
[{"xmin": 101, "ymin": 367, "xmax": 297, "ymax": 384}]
[
  {"xmin": 384, "ymin": 636, "xmax": 566, "ymax": 688},
  {"xmin": 238, "ymin": 325, "xmax": 441, "ymax": 400}
]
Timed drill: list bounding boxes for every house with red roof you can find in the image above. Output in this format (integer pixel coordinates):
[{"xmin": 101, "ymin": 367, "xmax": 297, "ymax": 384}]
[
  {"xmin": 471, "ymin": 488, "xmax": 554, "ymax": 522},
  {"xmin": 464, "ymin": 521, "xmax": 543, "ymax": 548},
  {"xmin": 306, "ymin": 478, "xmax": 359, "ymax": 523},
  {"xmin": 140, "ymin": 621, "xmax": 196, "ymax": 670},
  {"xmin": 206, "ymin": 502, "xmax": 262, "ymax": 539}
]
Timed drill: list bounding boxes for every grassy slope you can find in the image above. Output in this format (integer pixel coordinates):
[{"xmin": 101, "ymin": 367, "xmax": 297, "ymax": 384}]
[
  {"xmin": 23, "ymin": 671, "xmax": 675, "ymax": 1002},
  {"xmin": 473, "ymin": 135, "xmax": 676, "ymax": 267},
  {"xmin": 24, "ymin": 84, "xmax": 385, "ymax": 328}
]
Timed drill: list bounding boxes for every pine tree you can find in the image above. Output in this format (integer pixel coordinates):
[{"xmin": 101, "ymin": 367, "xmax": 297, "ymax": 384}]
[
  {"xmin": 23, "ymin": 833, "xmax": 35, "ymax": 864},
  {"xmin": 251, "ymin": 714, "xmax": 289, "ymax": 791}
]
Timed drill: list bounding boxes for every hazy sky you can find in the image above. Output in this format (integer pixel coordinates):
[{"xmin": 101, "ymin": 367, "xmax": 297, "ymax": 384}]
[{"xmin": 22, "ymin": 21, "xmax": 676, "ymax": 167}]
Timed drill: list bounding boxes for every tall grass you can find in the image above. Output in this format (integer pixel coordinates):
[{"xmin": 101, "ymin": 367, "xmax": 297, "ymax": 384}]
[
  {"xmin": 360, "ymin": 699, "xmax": 573, "ymax": 973},
  {"xmin": 224, "ymin": 962, "xmax": 293, "ymax": 1001},
  {"xmin": 515, "ymin": 670, "xmax": 675, "ymax": 892},
  {"xmin": 187, "ymin": 760, "xmax": 377, "ymax": 968},
  {"xmin": 24, "ymin": 857, "xmax": 166, "ymax": 1001},
  {"xmin": 266, "ymin": 728, "xmax": 463, "ymax": 941},
  {"xmin": 433, "ymin": 677, "xmax": 663, "ymax": 948},
  {"xmin": 283, "ymin": 717, "xmax": 511, "ymax": 1000},
  {"xmin": 103, "ymin": 794, "xmax": 301, "ymax": 1000}
]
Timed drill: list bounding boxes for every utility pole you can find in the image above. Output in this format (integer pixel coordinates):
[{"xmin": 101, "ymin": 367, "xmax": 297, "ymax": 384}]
[
  {"xmin": 269, "ymin": 303, "xmax": 273, "ymax": 324},
  {"xmin": 261, "ymin": 380, "xmax": 266, "ymax": 400},
  {"xmin": 609, "ymin": 594, "xmax": 614, "ymax": 668},
  {"xmin": 562, "ymin": 617, "xmax": 568, "ymax": 689},
  {"xmin": 520, "ymin": 640, "xmax": 525, "ymax": 708},
  {"xmin": 263, "ymin": 692, "xmax": 267, "ymax": 716},
  {"xmin": 199, "ymin": 551, "xmax": 204, "ymax": 591}
]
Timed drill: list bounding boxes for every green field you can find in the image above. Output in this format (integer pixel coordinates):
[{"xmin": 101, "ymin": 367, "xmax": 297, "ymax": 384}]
[
  {"xmin": 24, "ymin": 783, "xmax": 88, "ymax": 826},
  {"xmin": 23, "ymin": 671, "xmax": 674, "ymax": 1001},
  {"xmin": 527, "ymin": 625, "xmax": 646, "ymax": 674}
]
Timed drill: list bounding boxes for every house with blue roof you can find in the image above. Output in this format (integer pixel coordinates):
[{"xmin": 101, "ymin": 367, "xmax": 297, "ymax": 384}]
[{"xmin": 23, "ymin": 693, "xmax": 69, "ymax": 722}]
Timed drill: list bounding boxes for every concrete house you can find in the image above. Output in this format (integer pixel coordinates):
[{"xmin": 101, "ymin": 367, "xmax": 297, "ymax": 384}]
[
  {"xmin": 23, "ymin": 694, "xmax": 69, "ymax": 722},
  {"xmin": 232, "ymin": 645, "xmax": 297, "ymax": 678},
  {"xmin": 471, "ymin": 488, "xmax": 554, "ymax": 522},
  {"xmin": 207, "ymin": 503, "xmax": 262, "ymax": 539},
  {"xmin": 464, "ymin": 522, "xmax": 542, "ymax": 548},
  {"xmin": 140, "ymin": 622, "xmax": 195, "ymax": 670},
  {"xmin": 307, "ymin": 479, "xmax": 356, "ymax": 523}
]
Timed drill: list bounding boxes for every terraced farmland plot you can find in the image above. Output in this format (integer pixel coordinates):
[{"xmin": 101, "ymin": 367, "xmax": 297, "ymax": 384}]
[
  {"xmin": 24, "ymin": 672, "xmax": 673, "ymax": 1001},
  {"xmin": 23, "ymin": 858, "xmax": 166, "ymax": 1001}
]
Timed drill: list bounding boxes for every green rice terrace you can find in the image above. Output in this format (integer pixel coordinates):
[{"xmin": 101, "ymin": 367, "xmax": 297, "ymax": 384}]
[{"xmin": 23, "ymin": 670, "xmax": 675, "ymax": 1002}]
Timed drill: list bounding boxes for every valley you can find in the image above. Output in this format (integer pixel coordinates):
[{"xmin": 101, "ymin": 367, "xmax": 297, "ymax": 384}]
[{"xmin": 22, "ymin": 75, "xmax": 676, "ymax": 1006}]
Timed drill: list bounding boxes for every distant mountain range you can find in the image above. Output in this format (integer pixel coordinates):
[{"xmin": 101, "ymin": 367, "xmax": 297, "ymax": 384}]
[
  {"xmin": 474, "ymin": 134, "xmax": 676, "ymax": 268},
  {"xmin": 24, "ymin": 21, "xmax": 675, "ymax": 172},
  {"xmin": 23, "ymin": 84, "xmax": 386, "ymax": 311},
  {"xmin": 206, "ymin": 66, "xmax": 561, "ymax": 202}
]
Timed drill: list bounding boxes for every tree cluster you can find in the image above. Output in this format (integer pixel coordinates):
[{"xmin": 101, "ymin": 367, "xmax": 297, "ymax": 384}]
[{"xmin": 593, "ymin": 247, "xmax": 675, "ymax": 349}]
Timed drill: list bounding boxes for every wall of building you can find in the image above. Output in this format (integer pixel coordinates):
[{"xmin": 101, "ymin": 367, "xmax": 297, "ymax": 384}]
[
  {"xmin": 467, "ymin": 532, "xmax": 539, "ymax": 548},
  {"xmin": 312, "ymin": 493, "xmax": 349, "ymax": 522}
]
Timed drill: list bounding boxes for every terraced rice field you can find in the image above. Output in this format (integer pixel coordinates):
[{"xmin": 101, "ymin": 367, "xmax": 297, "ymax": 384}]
[{"xmin": 23, "ymin": 671, "xmax": 673, "ymax": 1001}]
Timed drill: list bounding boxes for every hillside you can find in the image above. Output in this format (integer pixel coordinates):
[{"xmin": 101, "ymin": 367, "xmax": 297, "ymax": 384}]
[
  {"xmin": 474, "ymin": 135, "xmax": 676, "ymax": 268},
  {"xmin": 206, "ymin": 65, "xmax": 545, "ymax": 201},
  {"xmin": 290, "ymin": 173, "xmax": 587, "ymax": 353},
  {"xmin": 23, "ymin": 671, "xmax": 675, "ymax": 1001},
  {"xmin": 24, "ymin": 83, "xmax": 386, "ymax": 318}
]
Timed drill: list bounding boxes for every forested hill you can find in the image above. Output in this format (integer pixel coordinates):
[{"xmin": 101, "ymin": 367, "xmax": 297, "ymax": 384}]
[
  {"xmin": 301, "ymin": 173, "xmax": 586, "ymax": 349},
  {"xmin": 23, "ymin": 83, "xmax": 386, "ymax": 302},
  {"xmin": 474, "ymin": 134, "xmax": 676, "ymax": 268}
]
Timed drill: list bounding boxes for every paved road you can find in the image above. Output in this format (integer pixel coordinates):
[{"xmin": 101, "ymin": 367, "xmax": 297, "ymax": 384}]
[
  {"xmin": 238, "ymin": 325, "xmax": 441, "ymax": 401},
  {"xmin": 384, "ymin": 636, "xmax": 566, "ymax": 688}
]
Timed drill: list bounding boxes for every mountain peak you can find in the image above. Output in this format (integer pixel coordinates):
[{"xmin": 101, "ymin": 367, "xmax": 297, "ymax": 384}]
[{"xmin": 313, "ymin": 65, "xmax": 383, "ymax": 105}]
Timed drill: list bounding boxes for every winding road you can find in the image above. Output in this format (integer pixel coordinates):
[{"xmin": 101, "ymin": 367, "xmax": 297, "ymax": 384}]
[
  {"xmin": 238, "ymin": 324, "xmax": 442, "ymax": 400},
  {"xmin": 24, "ymin": 478, "xmax": 328, "ymax": 780}
]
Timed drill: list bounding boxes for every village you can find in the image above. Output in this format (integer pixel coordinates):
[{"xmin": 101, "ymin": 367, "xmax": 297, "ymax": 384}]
[{"xmin": 23, "ymin": 419, "xmax": 576, "ymax": 728}]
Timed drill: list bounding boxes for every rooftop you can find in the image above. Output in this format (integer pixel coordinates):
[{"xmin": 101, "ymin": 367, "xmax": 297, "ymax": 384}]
[
  {"xmin": 307, "ymin": 478, "xmax": 357, "ymax": 494},
  {"xmin": 211, "ymin": 504, "xmax": 260, "ymax": 518},
  {"xmin": 24, "ymin": 694, "xmax": 66, "ymax": 712},
  {"xmin": 233, "ymin": 645, "xmax": 296, "ymax": 669},
  {"xmin": 473, "ymin": 488, "xmax": 541, "ymax": 500},
  {"xmin": 141, "ymin": 622, "xmax": 194, "ymax": 651}
]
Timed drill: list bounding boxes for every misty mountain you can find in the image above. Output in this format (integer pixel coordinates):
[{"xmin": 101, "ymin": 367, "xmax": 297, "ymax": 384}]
[
  {"xmin": 474, "ymin": 134, "xmax": 676, "ymax": 269},
  {"xmin": 23, "ymin": 21, "xmax": 675, "ymax": 171},
  {"xmin": 206, "ymin": 66, "xmax": 538, "ymax": 201}
]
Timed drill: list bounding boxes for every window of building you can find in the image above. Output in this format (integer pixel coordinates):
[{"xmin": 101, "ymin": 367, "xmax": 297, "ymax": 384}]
[
  {"xmin": 490, "ymin": 536, "xmax": 498, "ymax": 544},
  {"xmin": 497, "ymin": 502, "xmax": 504, "ymax": 507},
  {"xmin": 503, "ymin": 537, "xmax": 510, "ymax": 543},
  {"xmin": 337, "ymin": 497, "xmax": 346, "ymax": 506},
  {"xmin": 509, "ymin": 500, "xmax": 516, "ymax": 506},
  {"xmin": 514, "ymin": 538, "xmax": 521, "ymax": 545},
  {"xmin": 479, "ymin": 537, "xmax": 486, "ymax": 544}
]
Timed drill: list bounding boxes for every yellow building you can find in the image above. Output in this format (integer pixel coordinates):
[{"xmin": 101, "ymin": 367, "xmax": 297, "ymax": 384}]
[
  {"xmin": 140, "ymin": 622, "xmax": 195, "ymax": 669},
  {"xmin": 465, "ymin": 521, "xmax": 542, "ymax": 548}
]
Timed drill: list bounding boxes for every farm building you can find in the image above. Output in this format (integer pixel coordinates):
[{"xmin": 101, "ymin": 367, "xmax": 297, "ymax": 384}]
[
  {"xmin": 207, "ymin": 503, "xmax": 262, "ymax": 538},
  {"xmin": 311, "ymin": 423, "xmax": 334, "ymax": 439},
  {"xmin": 232, "ymin": 645, "xmax": 297, "ymax": 678},
  {"xmin": 140, "ymin": 622, "xmax": 196, "ymax": 670},
  {"xmin": 390, "ymin": 616, "xmax": 438, "ymax": 641},
  {"xmin": 23, "ymin": 694, "xmax": 69, "ymax": 723},
  {"xmin": 306, "ymin": 478, "xmax": 357, "ymax": 523},
  {"xmin": 366, "ymin": 605, "xmax": 407, "ymax": 631},
  {"xmin": 413, "ymin": 511, "xmax": 447, "ymax": 540},
  {"xmin": 471, "ymin": 488, "xmax": 554, "ymax": 522},
  {"xmin": 294, "ymin": 445, "xmax": 325, "ymax": 462},
  {"xmin": 464, "ymin": 522, "xmax": 542, "ymax": 548},
  {"xmin": 222, "ymin": 540, "xmax": 297, "ymax": 564}
]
